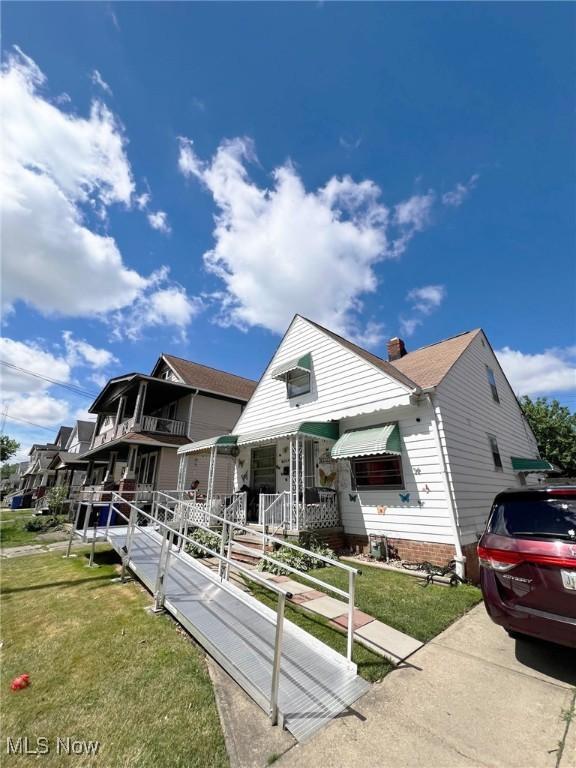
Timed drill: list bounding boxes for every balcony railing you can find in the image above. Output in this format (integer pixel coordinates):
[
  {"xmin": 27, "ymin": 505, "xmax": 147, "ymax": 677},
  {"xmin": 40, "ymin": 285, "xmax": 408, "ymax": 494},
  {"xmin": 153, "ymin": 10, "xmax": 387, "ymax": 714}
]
[
  {"xmin": 258, "ymin": 490, "xmax": 340, "ymax": 531},
  {"xmin": 92, "ymin": 414, "xmax": 187, "ymax": 448}
]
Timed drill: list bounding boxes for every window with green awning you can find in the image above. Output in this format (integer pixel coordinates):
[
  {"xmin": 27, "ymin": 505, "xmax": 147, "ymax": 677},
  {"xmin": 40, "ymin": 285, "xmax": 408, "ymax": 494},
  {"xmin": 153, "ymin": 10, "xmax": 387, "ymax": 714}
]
[
  {"xmin": 511, "ymin": 457, "xmax": 556, "ymax": 473},
  {"xmin": 331, "ymin": 423, "xmax": 401, "ymax": 460}
]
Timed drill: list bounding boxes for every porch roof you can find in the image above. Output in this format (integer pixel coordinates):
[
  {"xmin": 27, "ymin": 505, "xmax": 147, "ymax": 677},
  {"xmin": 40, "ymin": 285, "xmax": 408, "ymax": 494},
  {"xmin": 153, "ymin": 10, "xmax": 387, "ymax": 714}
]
[
  {"xmin": 331, "ymin": 423, "xmax": 401, "ymax": 459},
  {"xmin": 511, "ymin": 456, "xmax": 556, "ymax": 473},
  {"xmin": 177, "ymin": 434, "xmax": 238, "ymax": 455},
  {"xmin": 270, "ymin": 353, "xmax": 312, "ymax": 381},
  {"xmin": 177, "ymin": 420, "xmax": 339, "ymax": 455}
]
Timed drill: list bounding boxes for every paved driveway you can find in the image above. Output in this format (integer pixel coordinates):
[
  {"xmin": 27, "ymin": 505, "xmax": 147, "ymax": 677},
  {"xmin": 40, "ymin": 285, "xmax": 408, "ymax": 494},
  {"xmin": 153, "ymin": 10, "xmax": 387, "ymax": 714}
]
[{"xmin": 278, "ymin": 603, "xmax": 575, "ymax": 768}]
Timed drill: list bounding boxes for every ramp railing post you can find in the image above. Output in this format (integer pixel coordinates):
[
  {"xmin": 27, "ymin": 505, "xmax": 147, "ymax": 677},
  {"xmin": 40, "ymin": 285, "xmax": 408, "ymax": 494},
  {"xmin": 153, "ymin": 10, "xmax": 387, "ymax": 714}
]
[
  {"xmin": 89, "ymin": 513, "xmax": 98, "ymax": 567},
  {"xmin": 218, "ymin": 502, "xmax": 228, "ymax": 580},
  {"xmin": 65, "ymin": 503, "xmax": 81, "ymax": 558},
  {"xmin": 347, "ymin": 570, "xmax": 356, "ymax": 663},
  {"xmin": 154, "ymin": 526, "xmax": 173, "ymax": 612},
  {"xmin": 105, "ymin": 502, "xmax": 114, "ymax": 538},
  {"xmin": 82, "ymin": 502, "xmax": 91, "ymax": 542},
  {"xmin": 270, "ymin": 591, "xmax": 286, "ymax": 726}
]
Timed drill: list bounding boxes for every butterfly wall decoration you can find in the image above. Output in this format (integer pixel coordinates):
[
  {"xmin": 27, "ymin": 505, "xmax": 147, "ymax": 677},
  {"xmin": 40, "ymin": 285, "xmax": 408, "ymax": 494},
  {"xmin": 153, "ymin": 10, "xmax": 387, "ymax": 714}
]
[
  {"xmin": 319, "ymin": 468, "xmax": 337, "ymax": 487},
  {"xmin": 348, "ymin": 493, "xmax": 358, "ymax": 502},
  {"xmin": 399, "ymin": 492, "xmax": 410, "ymax": 504}
]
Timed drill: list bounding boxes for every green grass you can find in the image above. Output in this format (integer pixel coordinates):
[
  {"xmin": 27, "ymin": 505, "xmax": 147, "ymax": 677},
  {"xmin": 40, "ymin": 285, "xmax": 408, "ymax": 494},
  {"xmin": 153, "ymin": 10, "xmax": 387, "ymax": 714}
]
[
  {"xmin": 246, "ymin": 560, "xmax": 481, "ymax": 683},
  {"xmin": 1, "ymin": 547, "xmax": 228, "ymax": 768},
  {"xmin": 249, "ymin": 581, "xmax": 392, "ymax": 682},
  {"xmin": 0, "ymin": 510, "xmax": 69, "ymax": 549},
  {"xmin": 311, "ymin": 559, "xmax": 483, "ymax": 643}
]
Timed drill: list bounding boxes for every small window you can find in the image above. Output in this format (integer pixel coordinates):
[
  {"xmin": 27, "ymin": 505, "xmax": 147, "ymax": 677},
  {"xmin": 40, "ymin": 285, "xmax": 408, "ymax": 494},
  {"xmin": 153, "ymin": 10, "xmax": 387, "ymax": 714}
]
[
  {"xmin": 486, "ymin": 366, "xmax": 500, "ymax": 403},
  {"xmin": 488, "ymin": 435, "xmax": 503, "ymax": 471},
  {"xmin": 286, "ymin": 369, "xmax": 310, "ymax": 399},
  {"xmin": 351, "ymin": 454, "xmax": 404, "ymax": 490}
]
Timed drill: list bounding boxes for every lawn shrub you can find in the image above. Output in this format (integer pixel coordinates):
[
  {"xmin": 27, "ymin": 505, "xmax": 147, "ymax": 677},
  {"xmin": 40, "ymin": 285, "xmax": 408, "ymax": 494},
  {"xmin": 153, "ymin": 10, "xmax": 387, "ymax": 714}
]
[
  {"xmin": 24, "ymin": 516, "xmax": 64, "ymax": 533},
  {"xmin": 184, "ymin": 527, "xmax": 222, "ymax": 558},
  {"xmin": 258, "ymin": 532, "xmax": 336, "ymax": 575}
]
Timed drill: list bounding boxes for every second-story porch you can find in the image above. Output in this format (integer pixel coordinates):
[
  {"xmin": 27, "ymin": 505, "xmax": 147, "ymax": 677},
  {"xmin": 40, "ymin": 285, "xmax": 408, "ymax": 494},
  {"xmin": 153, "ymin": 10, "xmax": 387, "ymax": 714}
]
[{"xmin": 89, "ymin": 373, "xmax": 196, "ymax": 449}]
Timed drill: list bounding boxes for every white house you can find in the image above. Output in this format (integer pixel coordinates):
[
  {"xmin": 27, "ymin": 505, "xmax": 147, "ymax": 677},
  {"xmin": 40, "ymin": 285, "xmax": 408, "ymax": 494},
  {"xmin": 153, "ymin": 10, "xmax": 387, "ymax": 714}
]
[{"xmin": 178, "ymin": 315, "xmax": 549, "ymax": 579}]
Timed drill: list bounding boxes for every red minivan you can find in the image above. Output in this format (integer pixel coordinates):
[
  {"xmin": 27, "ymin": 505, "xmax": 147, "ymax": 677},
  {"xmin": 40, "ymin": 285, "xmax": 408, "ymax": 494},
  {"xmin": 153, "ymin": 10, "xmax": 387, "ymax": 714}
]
[{"xmin": 478, "ymin": 486, "xmax": 576, "ymax": 649}]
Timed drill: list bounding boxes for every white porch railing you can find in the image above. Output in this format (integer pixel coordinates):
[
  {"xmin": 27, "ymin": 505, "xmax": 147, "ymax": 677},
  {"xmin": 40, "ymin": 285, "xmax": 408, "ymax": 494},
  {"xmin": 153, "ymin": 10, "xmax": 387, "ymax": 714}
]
[
  {"xmin": 258, "ymin": 490, "xmax": 340, "ymax": 531},
  {"xmin": 156, "ymin": 491, "xmax": 247, "ymax": 529}
]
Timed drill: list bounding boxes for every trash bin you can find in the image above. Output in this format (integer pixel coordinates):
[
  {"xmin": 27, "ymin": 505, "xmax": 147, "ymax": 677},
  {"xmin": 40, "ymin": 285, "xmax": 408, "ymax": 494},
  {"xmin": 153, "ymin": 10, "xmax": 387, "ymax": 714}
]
[{"xmin": 11, "ymin": 495, "xmax": 23, "ymax": 510}]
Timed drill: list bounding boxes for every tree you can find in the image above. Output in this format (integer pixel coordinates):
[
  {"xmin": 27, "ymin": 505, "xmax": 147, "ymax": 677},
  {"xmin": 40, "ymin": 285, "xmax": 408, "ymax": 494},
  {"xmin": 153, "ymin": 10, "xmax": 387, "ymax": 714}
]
[
  {"xmin": 0, "ymin": 435, "xmax": 20, "ymax": 463},
  {"xmin": 520, "ymin": 397, "xmax": 576, "ymax": 476}
]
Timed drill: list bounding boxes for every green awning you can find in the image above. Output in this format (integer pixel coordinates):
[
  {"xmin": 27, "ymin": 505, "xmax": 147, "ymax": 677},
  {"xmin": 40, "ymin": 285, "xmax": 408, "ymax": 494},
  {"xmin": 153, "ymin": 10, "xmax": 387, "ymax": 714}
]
[
  {"xmin": 178, "ymin": 434, "xmax": 238, "ymax": 455},
  {"xmin": 511, "ymin": 457, "xmax": 556, "ymax": 473},
  {"xmin": 331, "ymin": 423, "xmax": 401, "ymax": 460},
  {"xmin": 236, "ymin": 420, "xmax": 339, "ymax": 446},
  {"xmin": 271, "ymin": 353, "xmax": 312, "ymax": 381}
]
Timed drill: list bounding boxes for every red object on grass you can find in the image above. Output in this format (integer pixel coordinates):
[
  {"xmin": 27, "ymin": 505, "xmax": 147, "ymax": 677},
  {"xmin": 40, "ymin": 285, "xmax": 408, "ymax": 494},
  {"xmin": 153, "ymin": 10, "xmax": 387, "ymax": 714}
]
[{"xmin": 10, "ymin": 674, "xmax": 30, "ymax": 691}]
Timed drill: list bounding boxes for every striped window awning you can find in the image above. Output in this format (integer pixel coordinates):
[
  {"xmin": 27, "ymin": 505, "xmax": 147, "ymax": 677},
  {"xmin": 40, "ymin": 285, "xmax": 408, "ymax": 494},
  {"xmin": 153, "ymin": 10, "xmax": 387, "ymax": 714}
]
[
  {"xmin": 511, "ymin": 457, "xmax": 556, "ymax": 473},
  {"xmin": 237, "ymin": 420, "xmax": 338, "ymax": 446},
  {"xmin": 271, "ymin": 353, "xmax": 312, "ymax": 381},
  {"xmin": 178, "ymin": 434, "xmax": 238, "ymax": 455},
  {"xmin": 331, "ymin": 423, "xmax": 401, "ymax": 460}
]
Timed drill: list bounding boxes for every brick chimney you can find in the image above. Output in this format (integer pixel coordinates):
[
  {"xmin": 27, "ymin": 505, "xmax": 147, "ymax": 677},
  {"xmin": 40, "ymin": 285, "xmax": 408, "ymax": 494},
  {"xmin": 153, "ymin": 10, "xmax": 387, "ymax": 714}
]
[{"xmin": 387, "ymin": 337, "xmax": 407, "ymax": 361}]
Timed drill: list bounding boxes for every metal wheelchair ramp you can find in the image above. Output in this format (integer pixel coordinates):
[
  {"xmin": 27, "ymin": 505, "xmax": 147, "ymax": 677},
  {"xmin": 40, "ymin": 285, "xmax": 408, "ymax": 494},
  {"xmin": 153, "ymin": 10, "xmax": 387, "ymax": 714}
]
[{"xmin": 71, "ymin": 494, "xmax": 369, "ymax": 743}]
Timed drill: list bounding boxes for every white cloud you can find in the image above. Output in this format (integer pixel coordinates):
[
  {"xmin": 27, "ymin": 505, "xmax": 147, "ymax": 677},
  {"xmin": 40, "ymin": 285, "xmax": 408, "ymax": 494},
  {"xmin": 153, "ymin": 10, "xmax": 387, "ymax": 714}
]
[
  {"xmin": 74, "ymin": 407, "xmax": 97, "ymax": 422},
  {"xmin": 496, "ymin": 346, "xmax": 576, "ymax": 396},
  {"xmin": 135, "ymin": 191, "xmax": 151, "ymax": 210},
  {"xmin": 147, "ymin": 210, "xmax": 171, "ymax": 234},
  {"xmin": 62, "ymin": 331, "xmax": 118, "ymax": 369},
  {"xmin": 178, "ymin": 137, "xmax": 460, "ymax": 342},
  {"xmin": 0, "ymin": 337, "xmax": 71, "ymax": 398},
  {"xmin": 400, "ymin": 284, "xmax": 446, "ymax": 336},
  {"xmin": 7, "ymin": 395, "xmax": 70, "ymax": 428},
  {"xmin": 90, "ymin": 69, "xmax": 113, "ymax": 96},
  {"xmin": 442, "ymin": 174, "xmax": 479, "ymax": 207},
  {"xmin": 1, "ymin": 48, "xmax": 195, "ymax": 337}
]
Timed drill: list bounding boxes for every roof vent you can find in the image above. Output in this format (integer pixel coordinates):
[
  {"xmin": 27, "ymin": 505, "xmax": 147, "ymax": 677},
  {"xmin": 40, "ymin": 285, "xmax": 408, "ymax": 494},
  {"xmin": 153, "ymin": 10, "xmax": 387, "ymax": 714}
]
[{"xmin": 387, "ymin": 337, "xmax": 407, "ymax": 361}]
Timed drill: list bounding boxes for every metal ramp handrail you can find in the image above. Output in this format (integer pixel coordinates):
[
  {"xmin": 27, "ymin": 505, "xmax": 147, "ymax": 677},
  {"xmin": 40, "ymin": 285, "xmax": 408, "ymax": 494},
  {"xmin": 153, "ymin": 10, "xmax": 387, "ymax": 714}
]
[
  {"xmin": 89, "ymin": 491, "xmax": 293, "ymax": 725},
  {"xmin": 156, "ymin": 490, "xmax": 360, "ymax": 662}
]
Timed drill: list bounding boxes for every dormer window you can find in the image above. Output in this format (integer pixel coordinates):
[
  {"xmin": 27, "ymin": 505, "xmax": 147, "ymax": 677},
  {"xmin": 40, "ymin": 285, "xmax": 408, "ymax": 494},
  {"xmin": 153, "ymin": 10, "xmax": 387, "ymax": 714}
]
[{"xmin": 271, "ymin": 352, "xmax": 312, "ymax": 399}]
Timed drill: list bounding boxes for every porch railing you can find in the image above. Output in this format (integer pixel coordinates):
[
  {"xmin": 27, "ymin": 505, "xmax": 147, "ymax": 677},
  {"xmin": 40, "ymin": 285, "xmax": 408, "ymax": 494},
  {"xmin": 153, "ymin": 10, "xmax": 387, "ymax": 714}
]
[
  {"xmin": 92, "ymin": 414, "xmax": 187, "ymax": 448},
  {"xmin": 258, "ymin": 490, "xmax": 340, "ymax": 531},
  {"xmin": 155, "ymin": 490, "xmax": 247, "ymax": 529}
]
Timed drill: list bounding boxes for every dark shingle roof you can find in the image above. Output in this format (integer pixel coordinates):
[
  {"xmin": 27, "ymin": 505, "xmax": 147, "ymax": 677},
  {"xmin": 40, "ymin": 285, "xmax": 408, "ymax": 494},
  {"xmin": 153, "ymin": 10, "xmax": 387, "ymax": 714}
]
[{"xmin": 162, "ymin": 354, "xmax": 258, "ymax": 401}]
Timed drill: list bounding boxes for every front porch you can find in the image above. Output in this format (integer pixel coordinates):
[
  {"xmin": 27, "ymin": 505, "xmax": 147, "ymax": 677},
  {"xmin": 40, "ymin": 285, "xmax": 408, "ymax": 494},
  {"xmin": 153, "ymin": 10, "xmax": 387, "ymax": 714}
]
[{"xmin": 177, "ymin": 421, "xmax": 342, "ymax": 535}]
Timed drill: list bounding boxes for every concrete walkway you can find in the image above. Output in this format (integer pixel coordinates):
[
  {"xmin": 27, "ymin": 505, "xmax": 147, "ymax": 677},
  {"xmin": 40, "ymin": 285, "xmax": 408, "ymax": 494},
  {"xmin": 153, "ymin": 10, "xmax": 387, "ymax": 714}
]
[
  {"xmin": 263, "ymin": 573, "xmax": 423, "ymax": 664},
  {"xmin": 277, "ymin": 603, "xmax": 576, "ymax": 768}
]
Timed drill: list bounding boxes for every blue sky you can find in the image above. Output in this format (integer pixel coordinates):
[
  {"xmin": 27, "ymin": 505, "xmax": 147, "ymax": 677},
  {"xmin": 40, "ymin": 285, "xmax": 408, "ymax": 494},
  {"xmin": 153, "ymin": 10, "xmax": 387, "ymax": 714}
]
[{"xmin": 2, "ymin": 2, "xmax": 575, "ymax": 459}]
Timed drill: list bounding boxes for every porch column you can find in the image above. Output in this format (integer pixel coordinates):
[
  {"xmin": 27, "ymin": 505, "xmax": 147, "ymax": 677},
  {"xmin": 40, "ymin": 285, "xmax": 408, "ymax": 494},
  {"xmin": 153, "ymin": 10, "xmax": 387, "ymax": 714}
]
[
  {"xmin": 114, "ymin": 396, "xmax": 126, "ymax": 430},
  {"xmin": 123, "ymin": 445, "xmax": 138, "ymax": 480},
  {"xmin": 83, "ymin": 460, "xmax": 94, "ymax": 486},
  {"xmin": 206, "ymin": 446, "xmax": 217, "ymax": 509},
  {"xmin": 133, "ymin": 382, "xmax": 147, "ymax": 426},
  {"xmin": 300, "ymin": 437, "xmax": 306, "ymax": 529},
  {"xmin": 104, "ymin": 451, "xmax": 118, "ymax": 483},
  {"xmin": 177, "ymin": 454, "xmax": 188, "ymax": 491}
]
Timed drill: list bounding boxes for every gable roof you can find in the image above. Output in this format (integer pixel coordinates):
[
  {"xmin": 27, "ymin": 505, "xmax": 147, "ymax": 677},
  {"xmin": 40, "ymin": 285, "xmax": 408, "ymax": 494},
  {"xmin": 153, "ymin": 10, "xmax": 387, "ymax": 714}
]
[
  {"xmin": 389, "ymin": 329, "xmax": 481, "ymax": 388},
  {"xmin": 300, "ymin": 316, "xmax": 481, "ymax": 390},
  {"xmin": 301, "ymin": 317, "xmax": 419, "ymax": 390},
  {"xmin": 159, "ymin": 354, "xmax": 258, "ymax": 402}
]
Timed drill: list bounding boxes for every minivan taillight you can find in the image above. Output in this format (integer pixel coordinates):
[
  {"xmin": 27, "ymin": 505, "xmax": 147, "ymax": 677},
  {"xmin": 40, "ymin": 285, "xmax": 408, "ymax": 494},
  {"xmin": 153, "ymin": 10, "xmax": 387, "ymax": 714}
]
[
  {"xmin": 478, "ymin": 545, "xmax": 523, "ymax": 572},
  {"xmin": 478, "ymin": 544, "xmax": 576, "ymax": 571}
]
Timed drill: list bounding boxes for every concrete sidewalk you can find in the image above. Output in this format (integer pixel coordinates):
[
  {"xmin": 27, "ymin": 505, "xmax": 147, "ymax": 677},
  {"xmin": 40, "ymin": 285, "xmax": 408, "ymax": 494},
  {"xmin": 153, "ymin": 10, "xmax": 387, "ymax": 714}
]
[{"xmin": 278, "ymin": 604, "xmax": 576, "ymax": 768}]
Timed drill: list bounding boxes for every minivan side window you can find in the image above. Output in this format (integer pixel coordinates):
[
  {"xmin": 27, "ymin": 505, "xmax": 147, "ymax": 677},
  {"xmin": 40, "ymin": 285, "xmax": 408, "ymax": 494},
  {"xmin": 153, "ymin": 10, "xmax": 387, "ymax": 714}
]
[
  {"xmin": 486, "ymin": 365, "xmax": 500, "ymax": 403},
  {"xmin": 488, "ymin": 434, "xmax": 503, "ymax": 471}
]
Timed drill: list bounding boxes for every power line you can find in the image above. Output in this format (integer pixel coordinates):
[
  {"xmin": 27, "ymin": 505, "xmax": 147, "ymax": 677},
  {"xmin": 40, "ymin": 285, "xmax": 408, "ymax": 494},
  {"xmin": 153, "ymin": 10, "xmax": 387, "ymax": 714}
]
[
  {"xmin": 0, "ymin": 360, "xmax": 98, "ymax": 399},
  {"xmin": 3, "ymin": 414, "xmax": 60, "ymax": 434}
]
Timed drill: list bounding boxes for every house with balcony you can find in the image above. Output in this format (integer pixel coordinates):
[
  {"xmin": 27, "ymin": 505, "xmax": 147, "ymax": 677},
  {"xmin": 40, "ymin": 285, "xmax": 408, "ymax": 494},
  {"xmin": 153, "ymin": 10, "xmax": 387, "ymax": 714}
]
[
  {"xmin": 19, "ymin": 426, "xmax": 72, "ymax": 504},
  {"xmin": 177, "ymin": 315, "xmax": 549, "ymax": 579},
  {"xmin": 45, "ymin": 420, "xmax": 97, "ymax": 503},
  {"xmin": 77, "ymin": 353, "xmax": 257, "ymax": 505}
]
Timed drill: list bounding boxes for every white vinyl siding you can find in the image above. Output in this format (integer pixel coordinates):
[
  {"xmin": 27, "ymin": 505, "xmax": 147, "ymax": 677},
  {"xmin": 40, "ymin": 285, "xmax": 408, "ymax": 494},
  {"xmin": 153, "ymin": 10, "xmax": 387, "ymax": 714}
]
[
  {"xmin": 435, "ymin": 332, "xmax": 540, "ymax": 546},
  {"xmin": 235, "ymin": 316, "xmax": 413, "ymax": 434},
  {"xmin": 338, "ymin": 405, "xmax": 454, "ymax": 544}
]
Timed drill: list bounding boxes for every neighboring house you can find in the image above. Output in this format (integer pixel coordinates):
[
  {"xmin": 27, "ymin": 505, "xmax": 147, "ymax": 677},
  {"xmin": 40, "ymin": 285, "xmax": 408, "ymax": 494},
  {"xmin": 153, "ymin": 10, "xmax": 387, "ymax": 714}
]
[
  {"xmin": 46, "ymin": 420, "xmax": 97, "ymax": 496},
  {"xmin": 20, "ymin": 426, "xmax": 73, "ymax": 502},
  {"xmin": 179, "ymin": 315, "xmax": 546, "ymax": 579},
  {"xmin": 1, "ymin": 461, "xmax": 29, "ymax": 499},
  {"xmin": 77, "ymin": 354, "xmax": 257, "ymax": 504}
]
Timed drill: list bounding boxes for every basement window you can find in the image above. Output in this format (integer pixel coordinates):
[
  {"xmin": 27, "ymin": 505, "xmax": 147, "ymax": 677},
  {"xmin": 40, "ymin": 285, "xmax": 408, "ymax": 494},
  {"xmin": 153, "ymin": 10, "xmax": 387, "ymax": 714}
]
[
  {"xmin": 488, "ymin": 435, "xmax": 503, "ymax": 471},
  {"xmin": 486, "ymin": 366, "xmax": 500, "ymax": 404}
]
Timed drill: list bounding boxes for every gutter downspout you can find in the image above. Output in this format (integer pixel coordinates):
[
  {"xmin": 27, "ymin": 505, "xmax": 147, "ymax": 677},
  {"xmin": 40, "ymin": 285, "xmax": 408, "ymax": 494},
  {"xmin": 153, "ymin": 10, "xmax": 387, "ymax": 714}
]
[
  {"xmin": 425, "ymin": 391, "xmax": 465, "ymax": 579},
  {"xmin": 177, "ymin": 388, "xmax": 200, "ymax": 492}
]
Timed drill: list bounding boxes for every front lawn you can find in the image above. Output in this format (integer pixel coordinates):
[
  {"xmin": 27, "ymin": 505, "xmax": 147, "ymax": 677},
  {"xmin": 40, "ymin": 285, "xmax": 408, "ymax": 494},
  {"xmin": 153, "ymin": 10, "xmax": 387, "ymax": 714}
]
[
  {"xmin": 247, "ymin": 559, "xmax": 481, "ymax": 682},
  {"xmin": 1, "ymin": 548, "xmax": 227, "ymax": 768},
  {"xmin": 0, "ymin": 509, "xmax": 68, "ymax": 549}
]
